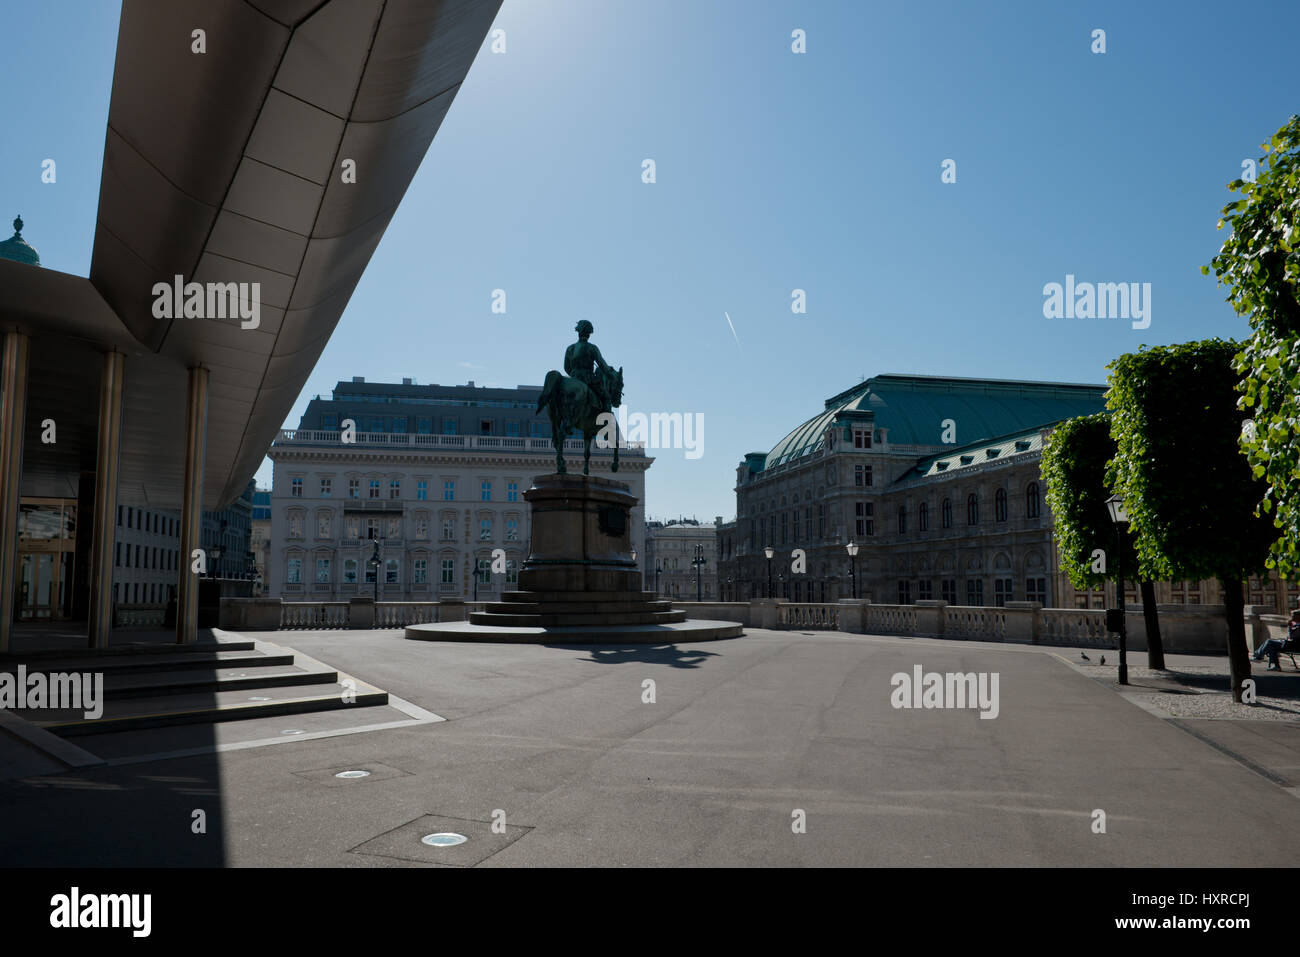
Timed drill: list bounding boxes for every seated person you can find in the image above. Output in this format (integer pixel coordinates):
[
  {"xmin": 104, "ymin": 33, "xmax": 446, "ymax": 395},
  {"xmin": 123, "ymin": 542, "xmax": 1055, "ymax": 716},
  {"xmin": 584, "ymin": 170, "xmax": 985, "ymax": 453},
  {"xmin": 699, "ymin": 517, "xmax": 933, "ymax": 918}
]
[{"xmin": 1253, "ymin": 607, "xmax": 1300, "ymax": 670}]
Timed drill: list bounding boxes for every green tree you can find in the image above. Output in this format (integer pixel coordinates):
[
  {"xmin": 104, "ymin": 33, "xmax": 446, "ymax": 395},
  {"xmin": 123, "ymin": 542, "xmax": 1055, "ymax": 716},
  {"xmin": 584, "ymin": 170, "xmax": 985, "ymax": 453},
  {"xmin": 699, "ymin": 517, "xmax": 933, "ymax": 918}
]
[
  {"xmin": 1041, "ymin": 413, "xmax": 1165, "ymax": 668},
  {"xmin": 1107, "ymin": 340, "xmax": 1276, "ymax": 701},
  {"xmin": 1204, "ymin": 115, "xmax": 1300, "ymax": 579}
]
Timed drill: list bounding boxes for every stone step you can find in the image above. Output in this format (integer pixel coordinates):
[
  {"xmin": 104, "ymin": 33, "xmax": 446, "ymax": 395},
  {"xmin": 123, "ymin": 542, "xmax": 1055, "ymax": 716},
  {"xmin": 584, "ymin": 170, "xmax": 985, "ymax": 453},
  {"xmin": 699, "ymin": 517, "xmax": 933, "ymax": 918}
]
[
  {"xmin": 100, "ymin": 665, "xmax": 339, "ymax": 699},
  {"xmin": 23, "ymin": 677, "xmax": 389, "ymax": 737},
  {"xmin": 407, "ymin": 618, "xmax": 744, "ymax": 644},
  {"xmin": 470, "ymin": 610, "xmax": 688, "ymax": 627},
  {"xmin": 0, "ymin": 639, "xmax": 255, "ymax": 663},
  {"xmin": 0, "ymin": 649, "xmax": 295, "ymax": 677},
  {"xmin": 499, "ymin": 590, "xmax": 659, "ymax": 604},
  {"xmin": 478, "ymin": 600, "xmax": 675, "ymax": 615}
]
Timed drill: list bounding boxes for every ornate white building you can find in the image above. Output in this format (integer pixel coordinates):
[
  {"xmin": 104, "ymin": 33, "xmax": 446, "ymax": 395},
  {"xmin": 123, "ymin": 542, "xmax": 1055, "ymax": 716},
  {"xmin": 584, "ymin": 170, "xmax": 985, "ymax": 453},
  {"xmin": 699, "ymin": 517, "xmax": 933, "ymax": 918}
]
[{"xmin": 266, "ymin": 379, "xmax": 650, "ymax": 601}]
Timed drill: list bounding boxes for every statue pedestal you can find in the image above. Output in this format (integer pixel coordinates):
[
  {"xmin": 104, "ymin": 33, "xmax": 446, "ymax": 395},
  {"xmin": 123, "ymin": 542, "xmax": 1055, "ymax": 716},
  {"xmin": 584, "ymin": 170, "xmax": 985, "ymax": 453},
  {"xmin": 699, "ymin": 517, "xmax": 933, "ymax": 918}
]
[
  {"xmin": 518, "ymin": 473, "xmax": 640, "ymax": 593},
  {"xmin": 405, "ymin": 473, "xmax": 741, "ymax": 643}
]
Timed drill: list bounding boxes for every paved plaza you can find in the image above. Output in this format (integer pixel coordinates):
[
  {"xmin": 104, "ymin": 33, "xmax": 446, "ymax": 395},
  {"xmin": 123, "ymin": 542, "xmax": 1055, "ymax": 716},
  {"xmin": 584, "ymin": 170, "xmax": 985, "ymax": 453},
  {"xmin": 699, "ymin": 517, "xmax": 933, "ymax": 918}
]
[{"xmin": 2, "ymin": 628, "xmax": 1298, "ymax": 867}]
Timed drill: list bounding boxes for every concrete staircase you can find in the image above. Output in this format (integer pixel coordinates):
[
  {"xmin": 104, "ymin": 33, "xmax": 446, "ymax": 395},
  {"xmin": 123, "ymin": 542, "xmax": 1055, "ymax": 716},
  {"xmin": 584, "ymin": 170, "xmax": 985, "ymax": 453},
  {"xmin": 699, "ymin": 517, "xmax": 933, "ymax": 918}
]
[
  {"xmin": 470, "ymin": 590, "xmax": 688, "ymax": 628},
  {"xmin": 0, "ymin": 638, "xmax": 388, "ymax": 738}
]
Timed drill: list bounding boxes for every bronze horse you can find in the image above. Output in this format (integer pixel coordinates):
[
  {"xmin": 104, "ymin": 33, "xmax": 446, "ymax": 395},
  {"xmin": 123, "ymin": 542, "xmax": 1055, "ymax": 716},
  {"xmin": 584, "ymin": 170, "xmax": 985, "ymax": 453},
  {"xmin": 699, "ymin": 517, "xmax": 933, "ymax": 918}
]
[{"xmin": 535, "ymin": 365, "xmax": 624, "ymax": 475}]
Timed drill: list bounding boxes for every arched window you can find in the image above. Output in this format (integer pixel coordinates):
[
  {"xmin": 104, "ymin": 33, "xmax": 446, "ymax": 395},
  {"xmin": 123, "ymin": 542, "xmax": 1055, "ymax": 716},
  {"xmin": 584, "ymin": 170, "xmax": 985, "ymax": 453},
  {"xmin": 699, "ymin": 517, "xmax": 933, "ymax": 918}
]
[
  {"xmin": 1026, "ymin": 482, "xmax": 1041, "ymax": 519},
  {"xmin": 941, "ymin": 498, "xmax": 952, "ymax": 529},
  {"xmin": 967, "ymin": 493, "xmax": 979, "ymax": 525},
  {"xmin": 919, "ymin": 501, "xmax": 929, "ymax": 531},
  {"xmin": 897, "ymin": 505, "xmax": 906, "ymax": 534},
  {"xmin": 995, "ymin": 488, "xmax": 1008, "ymax": 522}
]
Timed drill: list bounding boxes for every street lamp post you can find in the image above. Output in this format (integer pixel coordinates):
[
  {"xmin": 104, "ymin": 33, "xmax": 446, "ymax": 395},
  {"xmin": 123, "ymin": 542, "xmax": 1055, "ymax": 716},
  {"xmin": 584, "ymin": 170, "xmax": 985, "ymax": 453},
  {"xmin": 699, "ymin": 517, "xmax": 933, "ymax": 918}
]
[
  {"xmin": 1105, "ymin": 494, "xmax": 1130, "ymax": 686},
  {"xmin": 764, "ymin": 545, "xmax": 774, "ymax": 598},
  {"xmin": 368, "ymin": 541, "xmax": 381, "ymax": 602},
  {"xmin": 846, "ymin": 541, "xmax": 859, "ymax": 600},
  {"xmin": 691, "ymin": 543, "xmax": 707, "ymax": 602}
]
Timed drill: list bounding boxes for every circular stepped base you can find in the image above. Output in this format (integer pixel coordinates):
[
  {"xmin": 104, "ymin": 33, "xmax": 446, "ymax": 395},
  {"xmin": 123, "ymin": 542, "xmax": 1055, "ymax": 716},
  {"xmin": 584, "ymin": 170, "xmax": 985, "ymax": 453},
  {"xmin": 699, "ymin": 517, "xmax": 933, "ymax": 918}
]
[{"xmin": 405, "ymin": 618, "xmax": 743, "ymax": 645}]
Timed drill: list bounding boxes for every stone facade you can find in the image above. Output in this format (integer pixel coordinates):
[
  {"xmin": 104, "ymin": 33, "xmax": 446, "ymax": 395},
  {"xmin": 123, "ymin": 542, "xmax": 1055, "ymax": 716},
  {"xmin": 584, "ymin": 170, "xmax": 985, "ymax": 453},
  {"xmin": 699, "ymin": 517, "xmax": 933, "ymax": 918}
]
[
  {"xmin": 266, "ymin": 379, "xmax": 651, "ymax": 601},
  {"xmin": 643, "ymin": 518, "xmax": 719, "ymax": 599}
]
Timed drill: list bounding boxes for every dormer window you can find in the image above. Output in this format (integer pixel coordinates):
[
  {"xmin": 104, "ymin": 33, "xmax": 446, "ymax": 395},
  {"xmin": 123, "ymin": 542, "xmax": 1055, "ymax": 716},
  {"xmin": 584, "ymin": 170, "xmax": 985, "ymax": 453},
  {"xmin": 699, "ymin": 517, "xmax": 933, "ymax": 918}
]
[{"xmin": 853, "ymin": 428, "xmax": 872, "ymax": 449}]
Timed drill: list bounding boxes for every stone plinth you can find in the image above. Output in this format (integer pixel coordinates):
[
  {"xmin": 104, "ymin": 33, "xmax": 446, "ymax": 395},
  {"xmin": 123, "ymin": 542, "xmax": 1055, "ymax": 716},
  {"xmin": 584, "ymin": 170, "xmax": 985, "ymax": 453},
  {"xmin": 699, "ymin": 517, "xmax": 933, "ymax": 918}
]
[{"xmin": 518, "ymin": 473, "xmax": 639, "ymax": 593}]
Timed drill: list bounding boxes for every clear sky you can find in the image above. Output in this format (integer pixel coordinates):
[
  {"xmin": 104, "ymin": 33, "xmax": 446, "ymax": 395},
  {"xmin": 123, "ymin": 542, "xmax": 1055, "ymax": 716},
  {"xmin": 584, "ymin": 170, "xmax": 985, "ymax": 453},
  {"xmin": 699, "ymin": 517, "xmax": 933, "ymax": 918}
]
[{"xmin": 4, "ymin": 0, "xmax": 1298, "ymax": 521}]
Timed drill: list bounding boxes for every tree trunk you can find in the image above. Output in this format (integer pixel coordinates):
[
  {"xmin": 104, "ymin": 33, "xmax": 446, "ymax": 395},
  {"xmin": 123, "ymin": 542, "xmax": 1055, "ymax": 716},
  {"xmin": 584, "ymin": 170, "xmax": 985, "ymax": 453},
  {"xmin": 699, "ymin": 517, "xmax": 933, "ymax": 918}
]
[
  {"xmin": 1140, "ymin": 581, "xmax": 1165, "ymax": 670},
  {"xmin": 1221, "ymin": 575, "xmax": 1252, "ymax": 703}
]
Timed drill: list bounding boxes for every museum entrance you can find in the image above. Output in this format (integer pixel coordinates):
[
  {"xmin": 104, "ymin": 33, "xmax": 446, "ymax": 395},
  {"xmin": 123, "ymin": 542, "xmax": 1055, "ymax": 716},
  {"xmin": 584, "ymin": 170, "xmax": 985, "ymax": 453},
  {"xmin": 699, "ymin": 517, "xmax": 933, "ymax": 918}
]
[{"xmin": 15, "ymin": 498, "xmax": 77, "ymax": 620}]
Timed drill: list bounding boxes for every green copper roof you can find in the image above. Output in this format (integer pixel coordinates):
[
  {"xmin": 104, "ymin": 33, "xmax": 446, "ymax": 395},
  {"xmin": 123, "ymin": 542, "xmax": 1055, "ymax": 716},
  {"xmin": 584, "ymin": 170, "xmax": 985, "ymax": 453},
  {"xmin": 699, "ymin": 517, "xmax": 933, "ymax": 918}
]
[
  {"xmin": 761, "ymin": 373, "xmax": 1106, "ymax": 471},
  {"xmin": 895, "ymin": 427, "xmax": 1048, "ymax": 484},
  {"xmin": 0, "ymin": 215, "xmax": 40, "ymax": 266}
]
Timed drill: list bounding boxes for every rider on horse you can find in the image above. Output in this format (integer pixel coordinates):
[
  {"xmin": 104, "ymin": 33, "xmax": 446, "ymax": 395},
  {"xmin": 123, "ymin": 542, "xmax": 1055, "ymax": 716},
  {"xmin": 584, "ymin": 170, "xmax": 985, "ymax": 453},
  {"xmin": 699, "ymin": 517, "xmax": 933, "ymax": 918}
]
[{"xmin": 565, "ymin": 320, "xmax": 612, "ymax": 412}]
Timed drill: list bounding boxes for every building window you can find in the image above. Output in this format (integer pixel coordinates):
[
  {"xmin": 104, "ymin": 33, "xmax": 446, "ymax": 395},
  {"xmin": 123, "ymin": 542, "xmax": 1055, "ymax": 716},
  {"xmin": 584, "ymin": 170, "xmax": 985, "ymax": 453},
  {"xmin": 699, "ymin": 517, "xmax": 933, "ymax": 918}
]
[
  {"xmin": 387, "ymin": 516, "xmax": 401, "ymax": 539},
  {"xmin": 481, "ymin": 481, "xmax": 492, "ymax": 502},
  {"xmin": 287, "ymin": 558, "xmax": 302, "ymax": 584},
  {"xmin": 117, "ymin": 505, "xmax": 122, "ymax": 526},
  {"xmin": 291, "ymin": 477, "xmax": 303, "ymax": 497},
  {"xmin": 919, "ymin": 502, "xmax": 929, "ymax": 532},
  {"xmin": 415, "ymin": 515, "xmax": 428, "ymax": 538},
  {"xmin": 507, "ymin": 482, "xmax": 519, "ymax": 502},
  {"xmin": 385, "ymin": 559, "xmax": 399, "ymax": 585},
  {"xmin": 966, "ymin": 579, "xmax": 984, "ymax": 606},
  {"xmin": 942, "ymin": 579, "xmax": 956, "ymax": 603},
  {"xmin": 480, "ymin": 518, "xmax": 492, "ymax": 541},
  {"xmin": 817, "ymin": 504, "xmax": 826, "ymax": 538},
  {"xmin": 366, "ymin": 517, "xmax": 380, "ymax": 540},
  {"xmin": 897, "ymin": 506, "xmax": 906, "ymax": 534},
  {"xmin": 855, "ymin": 502, "xmax": 874, "ymax": 537},
  {"xmin": 1026, "ymin": 482, "xmax": 1041, "ymax": 519},
  {"xmin": 918, "ymin": 579, "xmax": 933, "ymax": 601},
  {"xmin": 854, "ymin": 428, "xmax": 872, "ymax": 449},
  {"xmin": 898, "ymin": 580, "xmax": 912, "ymax": 604},
  {"xmin": 941, "ymin": 499, "xmax": 952, "ymax": 529},
  {"xmin": 390, "ymin": 480, "xmax": 401, "ymax": 499},
  {"xmin": 480, "ymin": 419, "xmax": 492, "ymax": 434},
  {"xmin": 344, "ymin": 559, "xmax": 358, "ymax": 584},
  {"xmin": 418, "ymin": 418, "xmax": 431, "ymax": 434},
  {"xmin": 792, "ymin": 509, "xmax": 800, "ymax": 541},
  {"xmin": 1027, "ymin": 577, "xmax": 1047, "ymax": 604},
  {"xmin": 288, "ymin": 515, "xmax": 302, "ymax": 538},
  {"xmin": 441, "ymin": 559, "xmax": 455, "ymax": 585},
  {"xmin": 348, "ymin": 479, "xmax": 360, "ymax": 499},
  {"xmin": 994, "ymin": 578, "xmax": 1013, "ymax": 606},
  {"xmin": 316, "ymin": 558, "xmax": 331, "ymax": 584},
  {"xmin": 995, "ymin": 488, "xmax": 1008, "ymax": 522},
  {"xmin": 414, "ymin": 559, "xmax": 428, "ymax": 584},
  {"xmin": 506, "ymin": 421, "xmax": 520, "ymax": 436},
  {"xmin": 369, "ymin": 480, "xmax": 380, "ymax": 499},
  {"xmin": 477, "ymin": 558, "xmax": 492, "ymax": 584},
  {"xmin": 441, "ymin": 518, "xmax": 455, "ymax": 541},
  {"xmin": 417, "ymin": 480, "xmax": 428, "ymax": 501},
  {"xmin": 443, "ymin": 418, "xmax": 457, "ymax": 435},
  {"xmin": 506, "ymin": 519, "xmax": 519, "ymax": 542},
  {"xmin": 444, "ymin": 481, "xmax": 455, "ymax": 501},
  {"xmin": 855, "ymin": 465, "xmax": 872, "ymax": 487},
  {"xmin": 318, "ymin": 514, "xmax": 331, "ymax": 537},
  {"xmin": 967, "ymin": 494, "xmax": 979, "ymax": 526},
  {"xmin": 394, "ymin": 417, "xmax": 407, "ymax": 433},
  {"xmin": 780, "ymin": 512, "xmax": 788, "ymax": 545}
]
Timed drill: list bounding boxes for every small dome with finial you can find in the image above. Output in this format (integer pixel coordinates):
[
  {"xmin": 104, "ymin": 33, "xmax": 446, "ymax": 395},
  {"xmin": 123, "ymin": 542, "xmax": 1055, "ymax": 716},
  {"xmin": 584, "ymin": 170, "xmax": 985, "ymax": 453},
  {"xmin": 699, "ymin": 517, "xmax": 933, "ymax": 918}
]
[{"xmin": 0, "ymin": 214, "xmax": 41, "ymax": 267}]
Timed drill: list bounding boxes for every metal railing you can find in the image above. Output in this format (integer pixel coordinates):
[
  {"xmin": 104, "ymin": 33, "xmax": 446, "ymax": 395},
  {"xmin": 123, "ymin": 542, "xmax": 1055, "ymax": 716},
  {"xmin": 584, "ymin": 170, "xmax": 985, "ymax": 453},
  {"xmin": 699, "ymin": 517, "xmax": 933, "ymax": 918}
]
[{"xmin": 274, "ymin": 430, "xmax": 646, "ymax": 454}]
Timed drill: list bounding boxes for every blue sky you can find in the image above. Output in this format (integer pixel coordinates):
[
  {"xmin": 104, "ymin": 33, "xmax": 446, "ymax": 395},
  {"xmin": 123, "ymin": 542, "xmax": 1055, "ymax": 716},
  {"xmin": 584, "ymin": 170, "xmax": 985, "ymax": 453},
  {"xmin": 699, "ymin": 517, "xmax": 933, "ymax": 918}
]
[{"xmin": 3, "ymin": 0, "xmax": 1298, "ymax": 521}]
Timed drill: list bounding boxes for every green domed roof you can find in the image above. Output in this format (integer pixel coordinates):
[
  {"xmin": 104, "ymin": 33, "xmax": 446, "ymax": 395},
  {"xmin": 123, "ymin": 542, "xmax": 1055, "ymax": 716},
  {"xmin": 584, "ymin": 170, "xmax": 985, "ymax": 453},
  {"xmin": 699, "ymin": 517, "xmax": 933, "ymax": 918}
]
[{"xmin": 0, "ymin": 216, "xmax": 40, "ymax": 266}]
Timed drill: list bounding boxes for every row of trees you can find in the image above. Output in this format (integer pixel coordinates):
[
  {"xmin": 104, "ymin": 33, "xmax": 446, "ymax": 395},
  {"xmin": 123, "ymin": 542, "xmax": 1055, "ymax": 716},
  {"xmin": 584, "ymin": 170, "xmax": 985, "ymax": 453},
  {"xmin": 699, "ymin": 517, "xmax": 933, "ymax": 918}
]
[{"xmin": 1042, "ymin": 116, "xmax": 1299, "ymax": 702}]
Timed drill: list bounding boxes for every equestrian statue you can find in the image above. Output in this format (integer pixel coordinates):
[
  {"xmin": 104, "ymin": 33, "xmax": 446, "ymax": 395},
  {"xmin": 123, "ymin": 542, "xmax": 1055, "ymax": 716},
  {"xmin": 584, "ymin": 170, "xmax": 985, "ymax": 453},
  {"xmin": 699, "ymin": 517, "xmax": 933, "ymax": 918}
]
[{"xmin": 536, "ymin": 320, "xmax": 624, "ymax": 475}]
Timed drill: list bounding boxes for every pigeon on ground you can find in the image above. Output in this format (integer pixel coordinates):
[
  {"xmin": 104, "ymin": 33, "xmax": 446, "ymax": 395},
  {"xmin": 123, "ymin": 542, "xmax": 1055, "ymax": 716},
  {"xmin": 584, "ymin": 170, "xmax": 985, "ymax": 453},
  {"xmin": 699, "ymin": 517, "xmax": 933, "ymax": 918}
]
[
  {"xmin": 1101, "ymin": 655, "xmax": 1106, "ymax": 665},
  {"xmin": 1081, "ymin": 652, "xmax": 1090, "ymax": 661}
]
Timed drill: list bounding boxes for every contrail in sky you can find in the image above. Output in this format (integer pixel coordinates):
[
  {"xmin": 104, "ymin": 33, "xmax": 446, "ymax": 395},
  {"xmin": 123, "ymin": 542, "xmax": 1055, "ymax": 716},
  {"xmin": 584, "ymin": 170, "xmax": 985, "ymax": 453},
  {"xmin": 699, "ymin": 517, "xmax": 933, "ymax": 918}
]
[{"xmin": 724, "ymin": 311, "xmax": 740, "ymax": 348}]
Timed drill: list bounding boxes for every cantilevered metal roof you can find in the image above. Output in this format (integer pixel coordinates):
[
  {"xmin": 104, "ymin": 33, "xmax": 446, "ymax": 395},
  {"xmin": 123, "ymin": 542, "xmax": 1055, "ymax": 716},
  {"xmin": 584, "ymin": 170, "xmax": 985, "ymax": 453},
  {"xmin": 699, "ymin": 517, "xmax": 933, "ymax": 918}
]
[{"xmin": 5, "ymin": 0, "xmax": 501, "ymax": 509}]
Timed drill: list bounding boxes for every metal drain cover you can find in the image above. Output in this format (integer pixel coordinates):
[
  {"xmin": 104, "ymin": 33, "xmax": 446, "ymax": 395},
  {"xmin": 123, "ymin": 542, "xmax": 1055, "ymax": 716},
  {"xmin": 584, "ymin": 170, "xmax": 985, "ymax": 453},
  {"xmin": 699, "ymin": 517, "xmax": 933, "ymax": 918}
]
[
  {"xmin": 335, "ymin": 770, "xmax": 370, "ymax": 779},
  {"xmin": 421, "ymin": 832, "xmax": 468, "ymax": 847},
  {"xmin": 280, "ymin": 729, "xmax": 305, "ymax": 735}
]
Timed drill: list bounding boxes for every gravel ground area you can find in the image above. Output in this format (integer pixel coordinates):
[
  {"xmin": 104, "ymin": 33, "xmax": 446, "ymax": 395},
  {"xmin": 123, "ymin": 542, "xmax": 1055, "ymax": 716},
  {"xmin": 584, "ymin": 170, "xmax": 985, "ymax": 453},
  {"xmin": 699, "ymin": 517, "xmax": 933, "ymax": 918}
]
[{"xmin": 1075, "ymin": 659, "xmax": 1300, "ymax": 721}]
